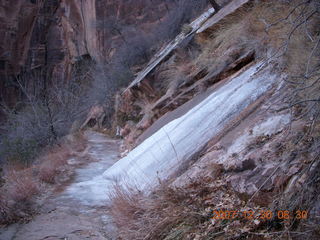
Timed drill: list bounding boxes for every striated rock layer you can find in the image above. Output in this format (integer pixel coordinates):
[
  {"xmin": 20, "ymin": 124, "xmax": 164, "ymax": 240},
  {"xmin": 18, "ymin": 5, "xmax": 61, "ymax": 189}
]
[
  {"xmin": 0, "ymin": 0, "xmax": 97, "ymax": 108},
  {"xmin": 0, "ymin": 0, "xmax": 174, "ymax": 109}
]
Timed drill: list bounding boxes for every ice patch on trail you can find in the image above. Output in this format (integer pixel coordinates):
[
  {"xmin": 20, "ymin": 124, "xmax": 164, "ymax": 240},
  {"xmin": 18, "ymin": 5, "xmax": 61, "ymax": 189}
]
[
  {"xmin": 59, "ymin": 131, "xmax": 119, "ymax": 206},
  {"xmin": 102, "ymin": 63, "xmax": 281, "ymax": 191}
]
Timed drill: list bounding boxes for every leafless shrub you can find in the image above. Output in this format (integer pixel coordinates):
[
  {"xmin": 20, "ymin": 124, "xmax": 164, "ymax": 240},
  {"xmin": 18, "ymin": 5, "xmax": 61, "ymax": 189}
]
[
  {"xmin": 0, "ymin": 130, "xmax": 88, "ymax": 224},
  {"xmin": 96, "ymin": 0, "xmax": 209, "ymax": 86},
  {"xmin": 253, "ymin": 1, "xmax": 320, "ymax": 237},
  {"xmin": 154, "ymin": 0, "xmax": 208, "ymax": 42},
  {"xmin": 155, "ymin": 53, "xmax": 193, "ymax": 97},
  {"xmin": 0, "ymin": 166, "xmax": 39, "ymax": 225},
  {"xmin": 109, "ymin": 176, "xmax": 217, "ymax": 240},
  {"xmin": 38, "ymin": 145, "xmax": 71, "ymax": 184},
  {"xmin": 273, "ymin": 0, "xmax": 320, "ymax": 128},
  {"xmin": 0, "ymin": 57, "xmax": 94, "ymax": 164},
  {"xmin": 5, "ymin": 168, "xmax": 39, "ymax": 202}
]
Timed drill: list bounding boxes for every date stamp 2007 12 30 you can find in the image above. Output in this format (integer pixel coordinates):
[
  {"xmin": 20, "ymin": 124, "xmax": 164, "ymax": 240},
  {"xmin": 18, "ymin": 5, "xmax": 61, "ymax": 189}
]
[{"xmin": 211, "ymin": 210, "xmax": 308, "ymax": 220}]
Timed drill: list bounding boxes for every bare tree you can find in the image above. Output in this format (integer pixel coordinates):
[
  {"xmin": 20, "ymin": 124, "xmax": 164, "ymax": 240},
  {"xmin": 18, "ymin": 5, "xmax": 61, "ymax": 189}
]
[
  {"xmin": 266, "ymin": 0, "xmax": 320, "ymax": 127},
  {"xmin": 0, "ymin": 60, "xmax": 95, "ymax": 163},
  {"xmin": 258, "ymin": 1, "xmax": 320, "ymax": 238}
]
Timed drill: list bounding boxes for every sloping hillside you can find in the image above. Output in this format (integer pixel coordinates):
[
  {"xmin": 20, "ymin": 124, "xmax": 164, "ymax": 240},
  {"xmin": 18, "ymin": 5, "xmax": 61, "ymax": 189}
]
[
  {"xmin": 0, "ymin": 0, "xmax": 319, "ymax": 239},
  {"xmin": 108, "ymin": 0, "xmax": 320, "ymax": 239}
]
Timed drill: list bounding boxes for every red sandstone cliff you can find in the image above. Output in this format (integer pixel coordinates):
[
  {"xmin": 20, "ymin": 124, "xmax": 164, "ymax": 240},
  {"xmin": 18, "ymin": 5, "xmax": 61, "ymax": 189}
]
[{"xmin": 0, "ymin": 0, "xmax": 176, "ymax": 108}]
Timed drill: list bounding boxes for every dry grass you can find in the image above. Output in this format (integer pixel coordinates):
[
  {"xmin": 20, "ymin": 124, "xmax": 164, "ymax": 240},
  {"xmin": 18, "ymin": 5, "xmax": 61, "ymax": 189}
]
[
  {"xmin": 38, "ymin": 131, "xmax": 87, "ymax": 183},
  {"xmin": 109, "ymin": 3, "xmax": 320, "ymax": 238},
  {"xmin": 156, "ymin": 52, "xmax": 194, "ymax": 95},
  {"xmin": 38, "ymin": 145, "xmax": 71, "ymax": 184},
  {"xmin": 194, "ymin": 0, "xmax": 311, "ymax": 71},
  {"xmin": 109, "ymin": 0, "xmax": 320, "ymax": 238},
  {"xmin": 269, "ymin": 123, "xmax": 320, "ymax": 239},
  {"xmin": 0, "ymin": 131, "xmax": 88, "ymax": 225},
  {"xmin": 195, "ymin": 0, "xmax": 320, "ymax": 144},
  {"xmin": 5, "ymin": 168, "xmax": 39, "ymax": 202},
  {"xmin": 0, "ymin": 166, "xmax": 39, "ymax": 224},
  {"xmin": 109, "ymin": 136, "xmax": 320, "ymax": 239},
  {"xmin": 109, "ymin": 176, "xmax": 239, "ymax": 240},
  {"xmin": 109, "ymin": 185, "xmax": 187, "ymax": 240}
]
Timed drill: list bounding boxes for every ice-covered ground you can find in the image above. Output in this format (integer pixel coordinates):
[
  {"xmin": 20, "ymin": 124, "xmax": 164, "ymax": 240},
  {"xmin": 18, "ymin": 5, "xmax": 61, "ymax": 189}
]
[
  {"xmin": 0, "ymin": 131, "xmax": 120, "ymax": 240},
  {"xmin": 102, "ymin": 63, "xmax": 282, "ymax": 191},
  {"xmin": 61, "ymin": 131, "xmax": 120, "ymax": 206}
]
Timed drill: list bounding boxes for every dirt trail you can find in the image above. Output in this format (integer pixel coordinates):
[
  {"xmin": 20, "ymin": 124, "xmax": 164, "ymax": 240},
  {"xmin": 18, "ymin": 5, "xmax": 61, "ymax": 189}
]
[{"xmin": 0, "ymin": 131, "xmax": 120, "ymax": 240}]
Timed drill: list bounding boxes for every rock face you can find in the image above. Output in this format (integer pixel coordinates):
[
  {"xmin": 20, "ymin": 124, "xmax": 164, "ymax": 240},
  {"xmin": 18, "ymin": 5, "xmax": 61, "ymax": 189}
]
[
  {"xmin": 110, "ymin": 1, "xmax": 319, "ymax": 227},
  {"xmin": 0, "ymin": 0, "xmax": 98, "ymax": 104},
  {"xmin": 102, "ymin": 63, "xmax": 282, "ymax": 191},
  {"xmin": 0, "ymin": 0, "xmax": 35, "ymax": 74},
  {"xmin": 0, "ymin": 0, "xmax": 98, "ymax": 73},
  {"xmin": 0, "ymin": 0, "xmax": 39, "ymax": 108},
  {"xmin": 0, "ymin": 0, "xmax": 179, "ymax": 107},
  {"xmin": 114, "ymin": 0, "xmax": 254, "ymax": 152}
]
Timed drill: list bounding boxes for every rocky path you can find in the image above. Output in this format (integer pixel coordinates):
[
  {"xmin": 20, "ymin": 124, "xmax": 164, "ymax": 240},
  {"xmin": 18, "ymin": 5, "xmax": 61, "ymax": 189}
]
[{"xmin": 0, "ymin": 131, "xmax": 120, "ymax": 240}]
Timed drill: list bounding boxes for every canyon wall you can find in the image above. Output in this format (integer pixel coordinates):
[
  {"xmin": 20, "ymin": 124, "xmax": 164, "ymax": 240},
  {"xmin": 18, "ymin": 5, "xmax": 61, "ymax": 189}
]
[
  {"xmin": 0, "ymin": 0, "xmax": 174, "ymax": 109},
  {"xmin": 0, "ymin": 0, "xmax": 98, "ymax": 108}
]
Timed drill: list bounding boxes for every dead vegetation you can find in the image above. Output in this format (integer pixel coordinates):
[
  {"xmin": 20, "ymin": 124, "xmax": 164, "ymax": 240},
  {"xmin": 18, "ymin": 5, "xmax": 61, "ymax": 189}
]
[
  {"xmin": 38, "ymin": 145, "xmax": 72, "ymax": 184},
  {"xmin": 109, "ymin": 176, "xmax": 231, "ymax": 240},
  {"xmin": 110, "ymin": 0, "xmax": 320, "ymax": 239},
  {"xmin": 110, "ymin": 173, "xmax": 315, "ymax": 240},
  {"xmin": 265, "ymin": 0, "xmax": 320, "ymax": 237},
  {"xmin": 109, "ymin": 123, "xmax": 320, "ymax": 240},
  {"xmin": 116, "ymin": 0, "xmax": 290, "ymax": 149},
  {"xmin": 0, "ymin": 132, "xmax": 87, "ymax": 225},
  {"xmin": 0, "ymin": 166, "xmax": 40, "ymax": 224}
]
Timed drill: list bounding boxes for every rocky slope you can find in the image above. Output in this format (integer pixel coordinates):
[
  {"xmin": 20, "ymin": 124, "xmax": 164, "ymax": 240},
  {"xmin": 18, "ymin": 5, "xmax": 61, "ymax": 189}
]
[
  {"xmin": 0, "ymin": 0, "xmax": 319, "ymax": 239},
  {"xmin": 108, "ymin": 0, "xmax": 320, "ymax": 239}
]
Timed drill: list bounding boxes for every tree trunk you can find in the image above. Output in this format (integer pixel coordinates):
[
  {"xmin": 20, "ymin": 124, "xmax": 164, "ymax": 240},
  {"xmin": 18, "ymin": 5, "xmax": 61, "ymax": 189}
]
[{"xmin": 209, "ymin": 0, "xmax": 221, "ymax": 12}]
